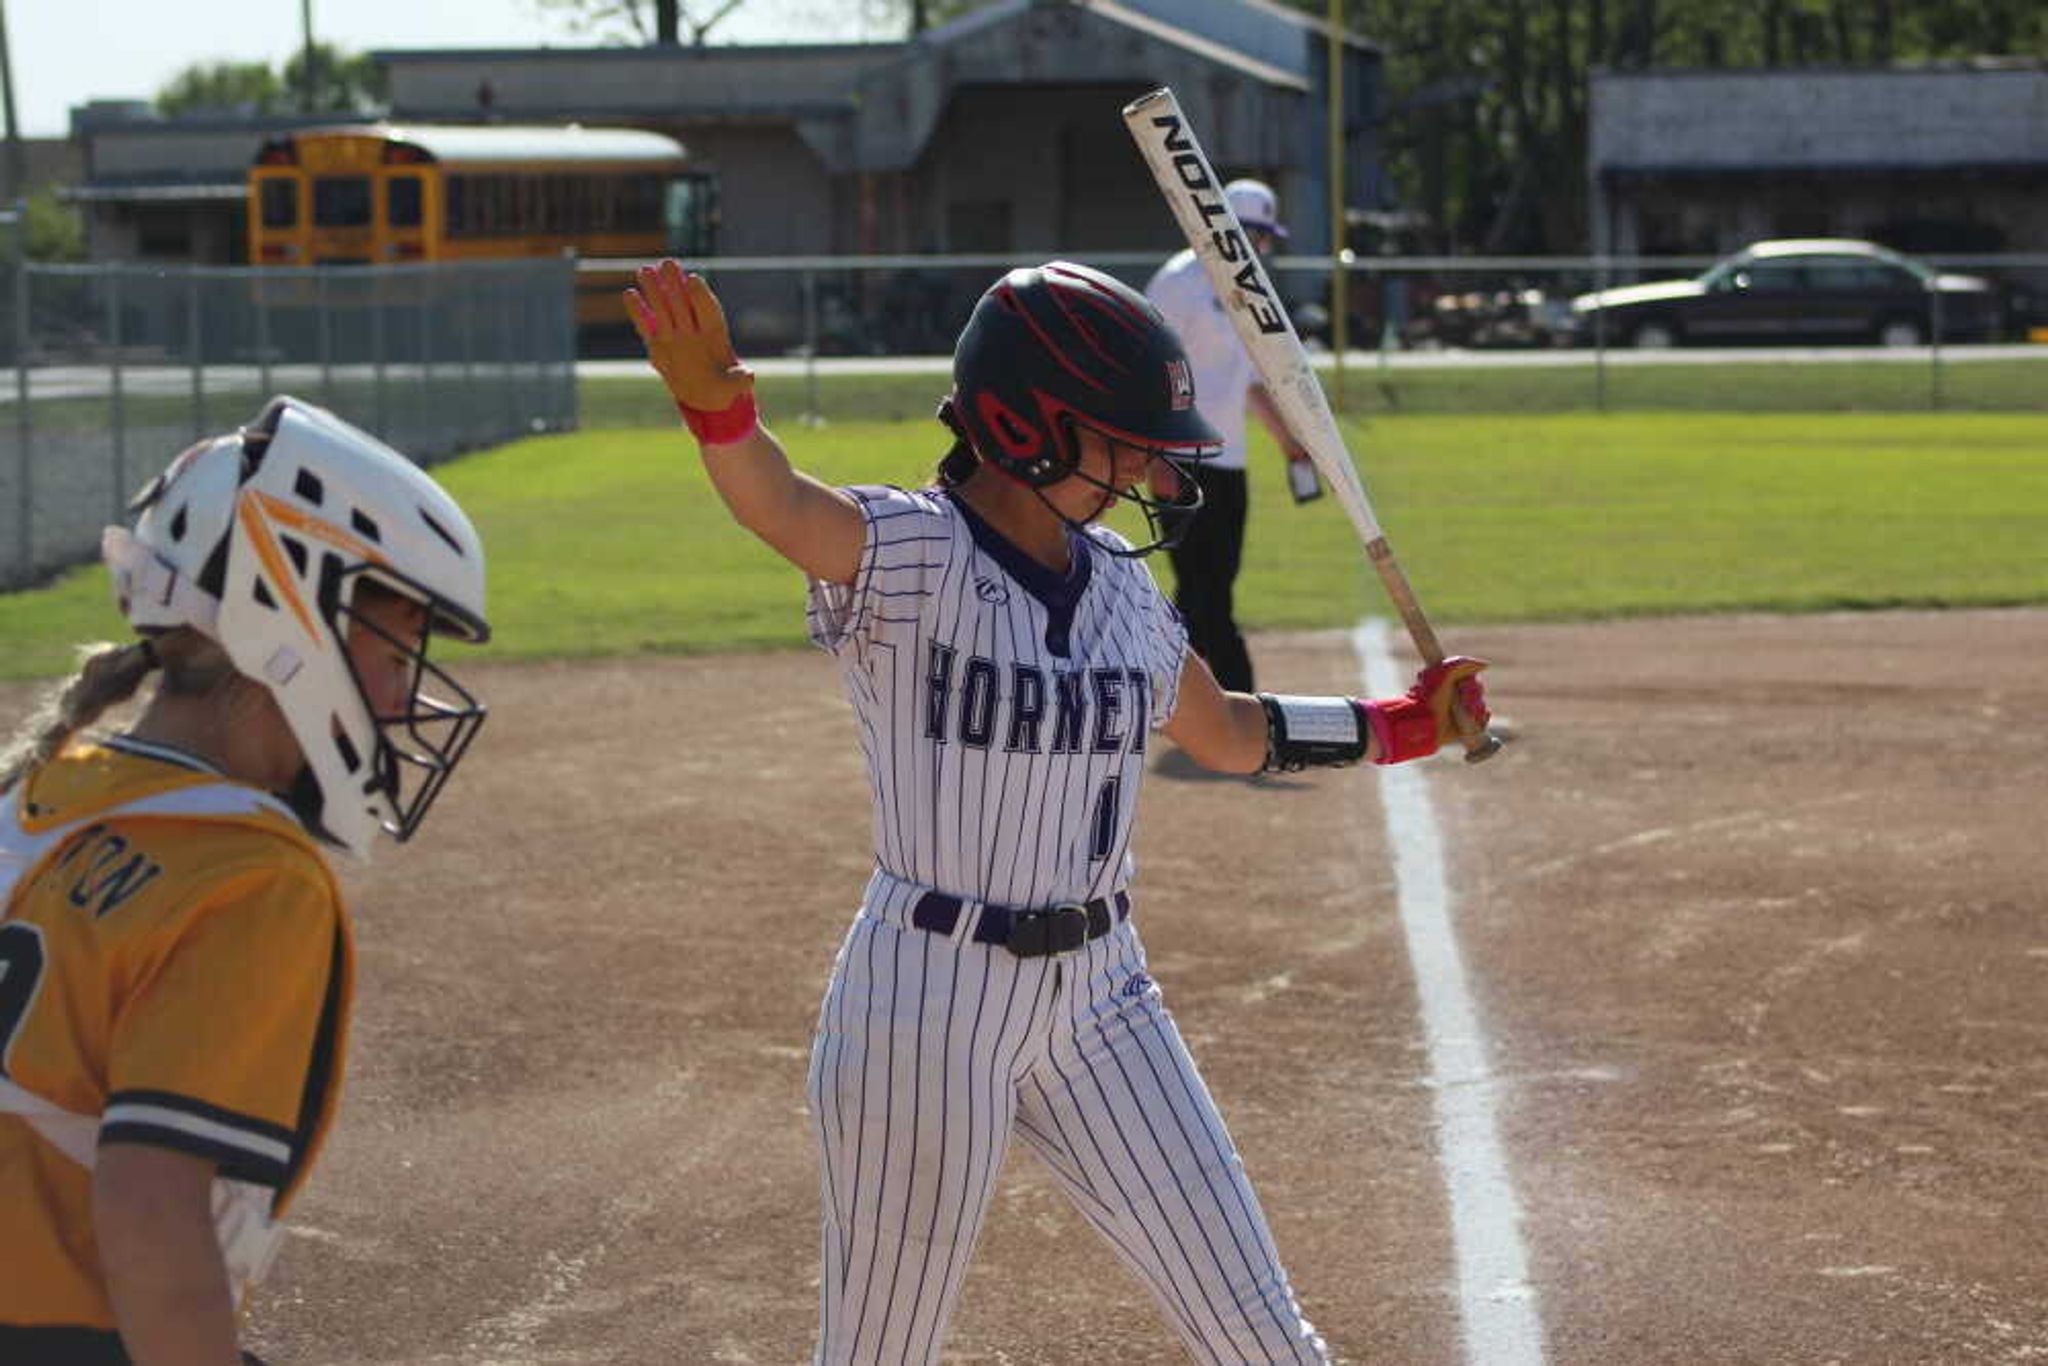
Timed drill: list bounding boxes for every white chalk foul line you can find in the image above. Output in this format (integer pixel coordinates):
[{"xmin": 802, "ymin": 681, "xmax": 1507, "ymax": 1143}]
[{"xmin": 1355, "ymin": 618, "xmax": 1545, "ymax": 1366}]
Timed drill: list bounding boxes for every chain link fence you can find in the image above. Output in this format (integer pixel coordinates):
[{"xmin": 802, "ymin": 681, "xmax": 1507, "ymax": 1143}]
[
  {"xmin": 591, "ymin": 252, "xmax": 2047, "ymax": 428},
  {"xmin": 2, "ymin": 252, "xmax": 577, "ymax": 590}
]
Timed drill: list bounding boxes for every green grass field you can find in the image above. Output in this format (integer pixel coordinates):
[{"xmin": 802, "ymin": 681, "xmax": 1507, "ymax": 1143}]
[
  {"xmin": 4, "ymin": 410, "xmax": 2044, "ymax": 681},
  {"xmin": 578, "ymin": 355, "xmax": 2048, "ymax": 429}
]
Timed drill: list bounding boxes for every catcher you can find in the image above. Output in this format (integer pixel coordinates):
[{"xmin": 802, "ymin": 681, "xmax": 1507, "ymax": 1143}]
[{"xmin": 0, "ymin": 397, "xmax": 490, "ymax": 1364}]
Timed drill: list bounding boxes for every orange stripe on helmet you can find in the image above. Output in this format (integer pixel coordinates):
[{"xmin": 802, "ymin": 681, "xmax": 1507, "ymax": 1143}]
[
  {"xmin": 236, "ymin": 494, "xmax": 323, "ymax": 645},
  {"xmin": 250, "ymin": 491, "xmax": 389, "ymax": 565}
]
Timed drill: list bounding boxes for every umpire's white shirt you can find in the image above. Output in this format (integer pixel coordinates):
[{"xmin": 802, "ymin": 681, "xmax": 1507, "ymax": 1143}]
[{"xmin": 1145, "ymin": 248, "xmax": 1255, "ymax": 472}]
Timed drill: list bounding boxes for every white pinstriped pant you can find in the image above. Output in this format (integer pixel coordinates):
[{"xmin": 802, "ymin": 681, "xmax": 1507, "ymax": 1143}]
[{"xmin": 807, "ymin": 873, "xmax": 1330, "ymax": 1364}]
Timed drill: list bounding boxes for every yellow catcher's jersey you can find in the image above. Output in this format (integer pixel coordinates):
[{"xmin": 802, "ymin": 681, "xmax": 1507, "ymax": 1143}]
[{"xmin": 0, "ymin": 737, "xmax": 353, "ymax": 1331}]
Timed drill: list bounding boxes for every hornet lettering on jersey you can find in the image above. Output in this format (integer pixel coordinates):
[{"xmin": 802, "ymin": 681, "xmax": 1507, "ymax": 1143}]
[{"xmin": 924, "ymin": 641, "xmax": 1149, "ymax": 755}]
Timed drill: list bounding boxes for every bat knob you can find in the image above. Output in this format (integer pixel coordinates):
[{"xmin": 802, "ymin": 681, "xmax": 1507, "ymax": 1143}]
[{"xmin": 1460, "ymin": 731, "xmax": 1505, "ymax": 765}]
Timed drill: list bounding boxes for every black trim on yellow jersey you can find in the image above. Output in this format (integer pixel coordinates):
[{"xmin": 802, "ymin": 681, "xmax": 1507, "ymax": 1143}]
[
  {"xmin": 283, "ymin": 923, "xmax": 347, "ymax": 1198},
  {"xmin": 0, "ymin": 1324, "xmax": 131, "ymax": 1363},
  {"xmin": 0, "ymin": 1324, "xmax": 271, "ymax": 1364},
  {"xmin": 100, "ymin": 1088, "xmax": 295, "ymax": 1189}
]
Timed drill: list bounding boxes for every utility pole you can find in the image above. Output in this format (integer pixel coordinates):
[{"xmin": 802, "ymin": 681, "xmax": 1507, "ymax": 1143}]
[
  {"xmin": 1327, "ymin": 0, "xmax": 1347, "ymax": 411},
  {"xmin": 0, "ymin": 0, "xmax": 26, "ymax": 204},
  {"xmin": 300, "ymin": 0, "xmax": 317, "ymax": 111}
]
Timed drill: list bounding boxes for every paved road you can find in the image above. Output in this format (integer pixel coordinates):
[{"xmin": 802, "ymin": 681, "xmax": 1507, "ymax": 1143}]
[{"xmin": 6, "ymin": 344, "xmax": 2042, "ymax": 403}]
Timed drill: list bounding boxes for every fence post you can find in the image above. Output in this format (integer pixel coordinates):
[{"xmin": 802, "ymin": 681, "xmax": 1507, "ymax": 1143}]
[
  {"xmin": 1593, "ymin": 253, "xmax": 1610, "ymax": 413},
  {"xmin": 317, "ymin": 268, "xmax": 334, "ymax": 401},
  {"xmin": 372, "ymin": 265, "xmax": 389, "ymax": 435},
  {"xmin": 188, "ymin": 269, "xmax": 205, "ymax": 440},
  {"xmin": 10, "ymin": 203, "xmax": 29, "ymax": 582},
  {"xmin": 560, "ymin": 254, "xmax": 578, "ymax": 431},
  {"xmin": 107, "ymin": 266, "xmax": 126, "ymax": 518},
  {"xmin": 1929, "ymin": 280, "xmax": 1944, "ymax": 412},
  {"xmin": 802, "ymin": 267, "xmax": 820, "ymax": 425},
  {"xmin": 254, "ymin": 273, "xmax": 273, "ymax": 400},
  {"xmin": 460, "ymin": 267, "xmax": 477, "ymax": 448},
  {"xmin": 417, "ymin": 275, "xmax": 434, "ymax": 452}
]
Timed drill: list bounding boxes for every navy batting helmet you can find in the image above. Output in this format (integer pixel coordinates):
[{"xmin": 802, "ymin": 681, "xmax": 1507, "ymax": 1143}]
[{"xmin": 942, "ymin": 261, "xmax": 1222, "ymax": 488}]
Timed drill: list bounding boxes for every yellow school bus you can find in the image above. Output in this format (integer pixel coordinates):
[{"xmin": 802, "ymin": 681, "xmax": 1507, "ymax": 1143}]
[{"xmin": 246, "ymin": 123, "xmax": 716, "ymax": 326}]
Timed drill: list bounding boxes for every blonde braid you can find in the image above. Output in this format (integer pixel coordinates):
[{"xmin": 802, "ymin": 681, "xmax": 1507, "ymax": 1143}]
[{"xmin": 0, "ymin": 639, "xmax": 161, "ymax": 795}]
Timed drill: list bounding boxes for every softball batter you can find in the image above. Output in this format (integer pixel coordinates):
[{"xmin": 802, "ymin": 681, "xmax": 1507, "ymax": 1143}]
[
  {"xmin": 628, "ymin": 259, "xmax": 1488, "ymax": 1363},
  {"xmin": 0, "ymin": 398, "xmax": 490, "ymax": 1362}
]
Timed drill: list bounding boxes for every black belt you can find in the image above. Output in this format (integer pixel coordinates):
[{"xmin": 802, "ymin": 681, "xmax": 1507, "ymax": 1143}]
[{"xmin": 911, "ymin": 890, "xmax": 1129, "ymax": 958}]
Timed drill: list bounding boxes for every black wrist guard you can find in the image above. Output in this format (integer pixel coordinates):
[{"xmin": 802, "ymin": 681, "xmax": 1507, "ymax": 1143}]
[{"xmin": 1258, "ymin": 693, "xmax": 1369, "ymax": 772}]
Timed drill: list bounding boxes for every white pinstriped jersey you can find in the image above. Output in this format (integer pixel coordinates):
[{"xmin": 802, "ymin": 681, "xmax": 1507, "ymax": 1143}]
[{"xmin": 807, "ymin": 485, "xmax": 1187, "ymax": 907}]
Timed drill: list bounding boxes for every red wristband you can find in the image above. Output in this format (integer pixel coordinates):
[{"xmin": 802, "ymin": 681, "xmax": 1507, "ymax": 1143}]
[
  {"xmin": 679, "ymin": 391, "xmax": 760, "ymax": 445},
  {"xmin": 1363, "ymin": 694, "xmax": 1441, "ymax": 765}
]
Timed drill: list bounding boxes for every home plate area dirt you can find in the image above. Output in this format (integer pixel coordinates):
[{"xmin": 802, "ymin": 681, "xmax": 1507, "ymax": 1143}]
[{"xmin": 9, "ymin": 610, "xmax": 2044, "ymax": 1363}]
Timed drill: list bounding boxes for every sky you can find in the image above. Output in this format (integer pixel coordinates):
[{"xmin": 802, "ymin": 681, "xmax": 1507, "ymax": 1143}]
[{"xmin": 8, "ymin": 0, "xmax": 892, "ymax": 138}]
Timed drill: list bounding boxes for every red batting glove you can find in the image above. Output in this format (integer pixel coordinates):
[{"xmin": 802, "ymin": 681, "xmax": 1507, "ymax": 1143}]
[
  {"xmin": 623, "ymin": 260, "xmax": 760, "ymax": 444},
  {"xmin": 1363, "ymin": 655, "xmax": 1491, "ymax": 765}
]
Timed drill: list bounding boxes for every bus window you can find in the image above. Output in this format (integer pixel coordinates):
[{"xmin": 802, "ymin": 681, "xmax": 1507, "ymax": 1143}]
[
  {"xmin": 314, "ymin": 176, "xmax": 373, "ymax": 228},
  {"xmin": 260, "ymin": 179, "xmax": 298, "ymax": 229},
  {"xmin": 665, "ymin": 177, "xmax": 714, "ymax": 256},
  {"xmin": 622, "ymin": 176, "xmax": 663, "ymax": 234},
  {"xmin": 388, "ymin": 176, "xmax": 423, "ymax": 229}
]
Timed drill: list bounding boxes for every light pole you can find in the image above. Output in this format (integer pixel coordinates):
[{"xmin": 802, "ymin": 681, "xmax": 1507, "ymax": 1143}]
[
  {"xmin": 0, "ymin": 0, "xmax": 26, "ymax": 204},
  {"xmin": 1327, "ymin": 0, "xmax": 1347, "ymax": 412}
]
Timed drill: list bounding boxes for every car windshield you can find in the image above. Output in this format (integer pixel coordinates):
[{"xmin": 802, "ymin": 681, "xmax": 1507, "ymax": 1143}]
[{"xmin": 1699, "ymin": 260, "xmax": 1743, "ymax": 289}]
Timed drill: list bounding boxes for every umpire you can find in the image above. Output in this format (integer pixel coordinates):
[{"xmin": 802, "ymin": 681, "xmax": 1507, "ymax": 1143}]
[{"xmin": 1144, "ymin": 178, "xmax": 1320, "ymax": 694}]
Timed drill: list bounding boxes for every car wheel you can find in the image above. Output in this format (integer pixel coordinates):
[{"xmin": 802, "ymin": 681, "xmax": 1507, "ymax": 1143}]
[
  {"xmin": 1631, "ymin": 319, "xmax": 1679, "ymax": 349},
  {"xmin": 1877, "ymin": 316, "xmax": 1926, "ymax": 348}
]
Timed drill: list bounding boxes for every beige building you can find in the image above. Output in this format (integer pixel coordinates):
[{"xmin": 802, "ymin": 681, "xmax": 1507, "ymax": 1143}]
[{"xmin": 65, "ymin": 0, "xmax": 1381, "ymax": 266}]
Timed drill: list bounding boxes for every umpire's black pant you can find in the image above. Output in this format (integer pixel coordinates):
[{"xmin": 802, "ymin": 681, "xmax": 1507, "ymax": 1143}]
[{"xmin": 1168, "ymin": 464, "xmax": 1254, "ymax": 693}]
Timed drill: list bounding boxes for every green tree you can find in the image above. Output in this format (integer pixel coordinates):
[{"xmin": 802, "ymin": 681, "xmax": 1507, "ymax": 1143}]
[
  {"xmin": 154, "ymin": 60, "xmax": 285, "ymax": 116},
  {"xmin": 283, "ymin": 42, "xmax": 388, "ymax": 113},
  {"xmin": 155, "ymin": 45, "xmax": 385, "ymax": 119},
  {"xmin": 24, "ymin": 188, "xmax": 86, "ymax": 263},
  {"xmin": 529, "ymin": 0, "xmax": 985, "ymax": 44},
  {"xmin": 1296, "ymin": 0, "xmax": 2046, "ymax": 253}
]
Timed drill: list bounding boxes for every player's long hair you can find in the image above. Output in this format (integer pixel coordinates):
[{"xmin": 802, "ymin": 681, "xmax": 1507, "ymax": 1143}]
[
  {"xmin": 0, "ymin": 630, "xmax": 241, "ymax": 794},
  {"xmin": 935, "ymin": 436, "xmax": 977, "ymax": 488},
  {"xmin": 0, "ymin": 642, "xmax": 158, "ymax": 794}
]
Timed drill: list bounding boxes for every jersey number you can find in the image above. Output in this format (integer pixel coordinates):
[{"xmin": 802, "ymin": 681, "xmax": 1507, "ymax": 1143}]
[
  {"xmin": 0, "ymin": 923, "xmax": 47, "ymax": 1075},
  {"xmin": 1089, "ymin": 777, "xmax": 1122, "ymax": 863}
]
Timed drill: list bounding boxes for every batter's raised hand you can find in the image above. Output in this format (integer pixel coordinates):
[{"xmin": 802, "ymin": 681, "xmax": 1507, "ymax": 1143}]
[{"xmin": 624, "ymin": 260, "xmax": 759, "ymax": 444}]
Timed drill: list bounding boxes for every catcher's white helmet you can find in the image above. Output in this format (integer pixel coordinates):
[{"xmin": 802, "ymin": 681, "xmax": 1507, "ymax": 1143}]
[{"xmin": 103, "ymin": 396, "xmax": 489, "ymax": 858}]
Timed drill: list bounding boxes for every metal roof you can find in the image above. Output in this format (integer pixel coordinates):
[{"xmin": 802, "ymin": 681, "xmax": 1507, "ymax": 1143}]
[
  {"xmin": 63, "ymin": 180, "xmax": 247, "ymax": 204},
  {"xmin": 291, "ymin": 123, "xmax": 690, "ymax": 165}
]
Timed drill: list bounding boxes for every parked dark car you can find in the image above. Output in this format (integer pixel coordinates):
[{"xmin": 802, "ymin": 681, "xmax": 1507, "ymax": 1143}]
[{"xmin": 1567, "ymin": 239, "xmax": 1999, "ymax": 348}]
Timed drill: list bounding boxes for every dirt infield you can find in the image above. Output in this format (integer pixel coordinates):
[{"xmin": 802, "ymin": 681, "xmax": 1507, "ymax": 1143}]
[{"xmin": 8, "ymin": 610, "xmax": 2045, "ymax": 1364}]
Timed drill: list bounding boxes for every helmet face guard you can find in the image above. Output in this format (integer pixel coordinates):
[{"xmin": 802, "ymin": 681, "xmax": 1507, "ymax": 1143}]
[
  {"xmin": 1034, "ymin": 402, "xmax": 1209, "ymax": 558},
  {"xmin": 946, "ymin": 262, "xmax": 1222, "ymax": 550},
  {"xmin": 327, "ymin": 563, "xmax": 489, "ymax": 846}
]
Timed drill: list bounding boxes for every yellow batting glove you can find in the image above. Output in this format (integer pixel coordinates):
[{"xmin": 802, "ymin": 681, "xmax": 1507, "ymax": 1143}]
[{"xmin": 623, "ymin": 260, "xmax": 759, "ymax": 444}]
